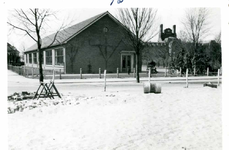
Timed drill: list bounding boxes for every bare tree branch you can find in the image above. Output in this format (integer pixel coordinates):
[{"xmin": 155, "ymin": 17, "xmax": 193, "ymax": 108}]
[
  {"xmin": 7, "ymin": 22, "xmax": 37, "ymax": 42},
  {"xmin": 117, "ymin": 8, "xmax": 158, "ymax": 83}
]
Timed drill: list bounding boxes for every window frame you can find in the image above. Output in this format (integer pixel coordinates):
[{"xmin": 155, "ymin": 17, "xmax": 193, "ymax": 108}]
[
  {"xmin": 33, "ymin": 52, "xmax": 37, "ymax": 64},
  {"xmin": 55, "ymin": 48, "xmax": 64, "ymax": 65},
  {"xmin": 46, "ymin": 50, "xmax": 52, "ymax": 65}
]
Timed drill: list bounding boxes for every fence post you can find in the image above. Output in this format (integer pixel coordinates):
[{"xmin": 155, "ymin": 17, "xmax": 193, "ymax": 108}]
[
  {"xmin": 217, "ymin": 69, "xmax": 220, "ymax": 86},
  {"xmin": 59, "ymin": 69, "xmax": 62, "ymax": 79},
  {"xmin": 80, "ymin": 68, "xmax": 82, "ymax": 79},
  {"xmin": 148, "ymin": 67, "xmax": 151, "ymax": 82},
  {"xmin": 180, "ymin": 67, "xmax": 182, "ymax": 77},
  {"xmin": 185, "ymin": 68, "xmax": 189, "ymax": 88},
  {"xmin": 117, "ymin": 68, "xmax": 119, "ymax": 78},
  {"xmin": 133, "ymin": 68, "xmax": 135, "ymax": 78},
  {"xmin": 26, "ymin": 67, "xmax": 28, "ymax": 77},
  {"xmin": 194, "ymin": 67, "xmax": 196, "ymax": 76},
  {"xmin": 207, "ymin": 67, "xmax": 209, "ymax": 76},
  {"xmin": 99, "ymin": 68, "xmax": 101, "ymax": 79},
  {"xmin": 32, "ymin": 66, "xmax": 34, "ymax": 78},
  {"xmin": 24, "ymin": 66, "xmax": 26, "ymax": 76},
  {"xmin": 43, "ymin": 68, "xmax": 45, "ymax": 79},
  {"xmin": 104, "ymin": 70, "xmax": 107, "ymax": 92},
  {"xmin": 165, "ymin": 67, "xmax": 167, "ymax": 77},
  {"xmin": 52, "ymin": 69, "xmax": 55, "ymax": 80}
]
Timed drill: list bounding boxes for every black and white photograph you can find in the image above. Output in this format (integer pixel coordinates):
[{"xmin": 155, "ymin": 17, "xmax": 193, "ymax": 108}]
[{"xmin": 3, "ymin": 0, "xmax": 227, "ymax": 149}]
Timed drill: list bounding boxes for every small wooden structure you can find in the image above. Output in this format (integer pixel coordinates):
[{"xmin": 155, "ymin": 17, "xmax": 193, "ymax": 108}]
[{"xmin": 33, "ymin": 71, "xmax": 61, "ymax": 100}]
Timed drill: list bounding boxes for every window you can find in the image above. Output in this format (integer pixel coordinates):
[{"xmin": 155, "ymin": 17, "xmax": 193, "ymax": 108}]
[
  {"xmin": 46, "ymin": 50, "xmax": 52, "ymax": 65},
  {"xmin": 55, "ymin": 48, "xmax": 63, "ymax": 65},
  {"xmin": 103, "ymin": 27, "xmax": 108, "ymax": 33},
  {"xmin": 29, "ymin": 53, "xmax": 32, "ymax": 64},
  {"xmin": 33, "ymin": 53, "xmax": 37, "ymax": 64}
]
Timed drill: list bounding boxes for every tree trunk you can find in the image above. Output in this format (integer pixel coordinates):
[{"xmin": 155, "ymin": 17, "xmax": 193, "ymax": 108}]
[
  {"xmin": 136, "ymin": 52, "xmax": 140, "ymax": 83},
  {"xmin": 38, "ymin": 47, "xmax": 44, "ymax": 83}
]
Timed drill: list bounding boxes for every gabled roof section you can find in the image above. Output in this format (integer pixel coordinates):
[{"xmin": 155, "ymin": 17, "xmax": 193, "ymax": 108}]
[{"xmin": 26, "ymin": 11, "xmax": 114, "ymax": 52}]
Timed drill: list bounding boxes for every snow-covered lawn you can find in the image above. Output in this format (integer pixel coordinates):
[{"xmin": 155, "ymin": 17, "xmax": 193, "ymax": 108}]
[{"xmin": 8, "ymin": 86, "xmax": 221, "ymax": 150}]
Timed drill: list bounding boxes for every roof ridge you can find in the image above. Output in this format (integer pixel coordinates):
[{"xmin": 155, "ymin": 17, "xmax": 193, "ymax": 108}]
[{"xmin": 26, "ymin": 11, "xmax": 108, "ymax": 52}]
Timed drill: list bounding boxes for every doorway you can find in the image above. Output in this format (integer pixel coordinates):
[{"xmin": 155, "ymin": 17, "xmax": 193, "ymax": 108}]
[{"xmin": 121, "ymin": 54, "xmax": 133, "ymax": 73}]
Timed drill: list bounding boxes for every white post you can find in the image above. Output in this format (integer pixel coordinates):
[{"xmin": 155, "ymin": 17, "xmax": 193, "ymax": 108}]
[
  {"xmin": 180, "ymin": 67, "xmax": 182, "ymax": 77},
  {"xmin": 207, "ymin": 67, "xmax": 209, "ymax": 76},
  {"xmin": 185, "ymin": 68, "xmax": 189, "ymax": 88},
  {"xmin": 217, "ymin": 69, "xmax": 220, "ymax": 86},
  {"xmin": 165, "ymin": 67, "xmax": 167, "ymax": 77},
  {"xmin": 104, "ymin": 70, "xmax": 107, "ymax": 92},
  {"xmin": 32, "ymin": 66, "xmax": 34, "ymax": 78},
  {"xmin": 80, "ymin": 68, "xmax": 82, "ymax": 79},
  {"xmin": 194, "ymin": 67, "xmax": 196, "ymax": 76},
  {"xmin": 52, "ymin": 69, "xmax": 55, "ymax": 81},
  {"xmin": 117, "ymin": 68, "xmax": 119, "ymax": 78},
  {"xmin": 24, "ymin": 66, "xmax": 26, "ymax": 76},
  {"xmin": 99, "ymin": 68, "xmax": 101, "ymax": 79},
  {"xmin": 59, "ymin": 69, "xmax": 62, "ymax": 79},
  {"xmin": 148, "ymin": 67, "xmax": 151, "ymax": 82},
  {"xmin": 133, "ymin": 68, "xmax": 135, "ymax": 78}
]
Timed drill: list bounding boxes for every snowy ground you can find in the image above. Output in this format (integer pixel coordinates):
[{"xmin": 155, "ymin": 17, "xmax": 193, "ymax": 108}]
[{"xmin": 8, "ymin": 85, "xmax": 221, "ymax": 150}]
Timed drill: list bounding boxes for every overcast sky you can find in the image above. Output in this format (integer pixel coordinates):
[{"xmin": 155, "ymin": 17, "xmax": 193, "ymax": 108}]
[{"xmin": 7, "ymin": 8, "xmax": 221, "ymax": 52}]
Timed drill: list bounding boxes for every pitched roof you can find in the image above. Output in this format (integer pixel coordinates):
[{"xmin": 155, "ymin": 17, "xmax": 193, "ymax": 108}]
[
  {"xmin": 7, "ymin": 43, "xmax": 20, "ymax": 54},
  {"xmin": 26, "ymin": 11, "xmax": 112, "ymax": 52}
]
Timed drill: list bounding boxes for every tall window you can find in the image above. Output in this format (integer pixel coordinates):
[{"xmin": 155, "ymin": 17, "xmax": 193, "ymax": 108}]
[
  {"xmin": 29, "ymin": 53, "xmax": 32, "ymax": 64},
  {"xmin": 33, "ymin": 53, "xmax": 37, "ymax": 64},
  {"xmin": 55, "ymin": 48, "xmax": 63, "ymax": 65},
  {"xmin": 46, "ymin": 50, "xmax": 52, "ymax": 65}
]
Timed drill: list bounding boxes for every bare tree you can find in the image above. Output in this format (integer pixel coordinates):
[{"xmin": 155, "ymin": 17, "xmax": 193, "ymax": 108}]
[
  {"xmin": 117, "ymin": 8, "xmax": 158, "ymax": 83},
  {"xmin": 215, "ymin": 31, "xmax": 221, "ymax": 44},
  {"xmin": 89, "ymin": 35, "xmax": 123, "ymax": 71},
  {"xmin": 182, "ymin": 8, "xmax": 211, "ymax": 50},
  {"xmin": 7, "ymin": 9, "xmax": 66, "ymax": 83},
  {"xmin": 66, "ymin": 42, "xmax": 82, "ymax": 73}
]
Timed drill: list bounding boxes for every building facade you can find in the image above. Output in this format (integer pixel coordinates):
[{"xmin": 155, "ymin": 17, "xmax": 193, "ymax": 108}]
[
  {"xmin": 24, "ymin": 11, "xmax": 136, "ymax": 74},
  {"xmin": 24, "ymin": 11, "xmax": 181, "ymax": 74}
]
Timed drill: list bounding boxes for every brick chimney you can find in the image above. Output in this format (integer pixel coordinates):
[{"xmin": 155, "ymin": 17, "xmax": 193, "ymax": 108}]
[
  {"xmin": 173, "ymin": 25, "xmax": 176, "ymax": 34},
  {"xmin": 160, "ymin": 24, "xmax": 163, "ymax": 34}
]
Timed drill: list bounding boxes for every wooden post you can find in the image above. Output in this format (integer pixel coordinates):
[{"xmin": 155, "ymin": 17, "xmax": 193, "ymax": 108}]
[
  {"xmin": 26, "ymin": 67, "xmax": 28, "ymax": 77},
  {"xmin": 99, "ymin": 68, "xmax": 101, "ymax": 79},
  {"xmin": 217, "ymin": 69, "xmax": 220, "ymax": 86},
  {"xmin": 43, "ymin": 68, "xmax": 45, "ymax": 79},
  {"xmin": 104, "ymin": 70, "xmax": 107, "ymax": 92},
  {"xmin": 180, "ymin": 67, "xmax": 182, "ymax": 77},
  {"xmin": 133, "ymin": 68, "xmax": 135, "ymax": 78},
  {"xmin": 148, "ymin": 67, "xmax": 151, "ymax": 82},
  {"xmin": 59, "ymin": 69, "xmax": 62, "ymax": 79},
  {"xmin": 32, "ymin": 66, "xmax": 34, "ymax": 78},
  {"xmin": 117, "ymin": 68, "xmax": 119, "ymax": 78},
  {"xmin": 165, "ymin": 67, "xmax": 167, "ymax": 77},
  {"xmin": 185, "ymin": 68, "xmax": 189, "ymax": 88},
  {"xmin": 207, "ymin": 67, "xmax": 209, "ymax": 76},
  {"xmin": 24, "ymin": 66, "xmax": 26, "ymax": 76},
  {"xmin": 52, "ymin": 69, "xmax": 55, "ymax": 80},
  {"xmin": 80, "ymin": 68, "xmax": 82, "ymax": 79},
  {"xmin": 194, "ymin": 67, "xmax": 196, "ymax": 76}
]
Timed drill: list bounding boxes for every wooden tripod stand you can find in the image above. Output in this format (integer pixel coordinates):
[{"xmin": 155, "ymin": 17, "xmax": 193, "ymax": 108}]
[{"xmin": 33, "ymin": 71, "xmax": 61, "ymax": 100}]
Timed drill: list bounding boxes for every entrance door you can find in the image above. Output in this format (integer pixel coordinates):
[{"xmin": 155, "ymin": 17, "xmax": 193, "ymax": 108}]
[{"xmin": 122, "ymin": 55, "xmax": 131, "ymax": 73}]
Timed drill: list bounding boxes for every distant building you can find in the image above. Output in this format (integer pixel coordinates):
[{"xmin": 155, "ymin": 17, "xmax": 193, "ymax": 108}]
[
  {"xmin": 142, "ymin": 24, "xmax": 182, "ymax": 70},
  {"xmin": 7, "ymin": 43, "xmax": 20, "ymax": 65}
]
